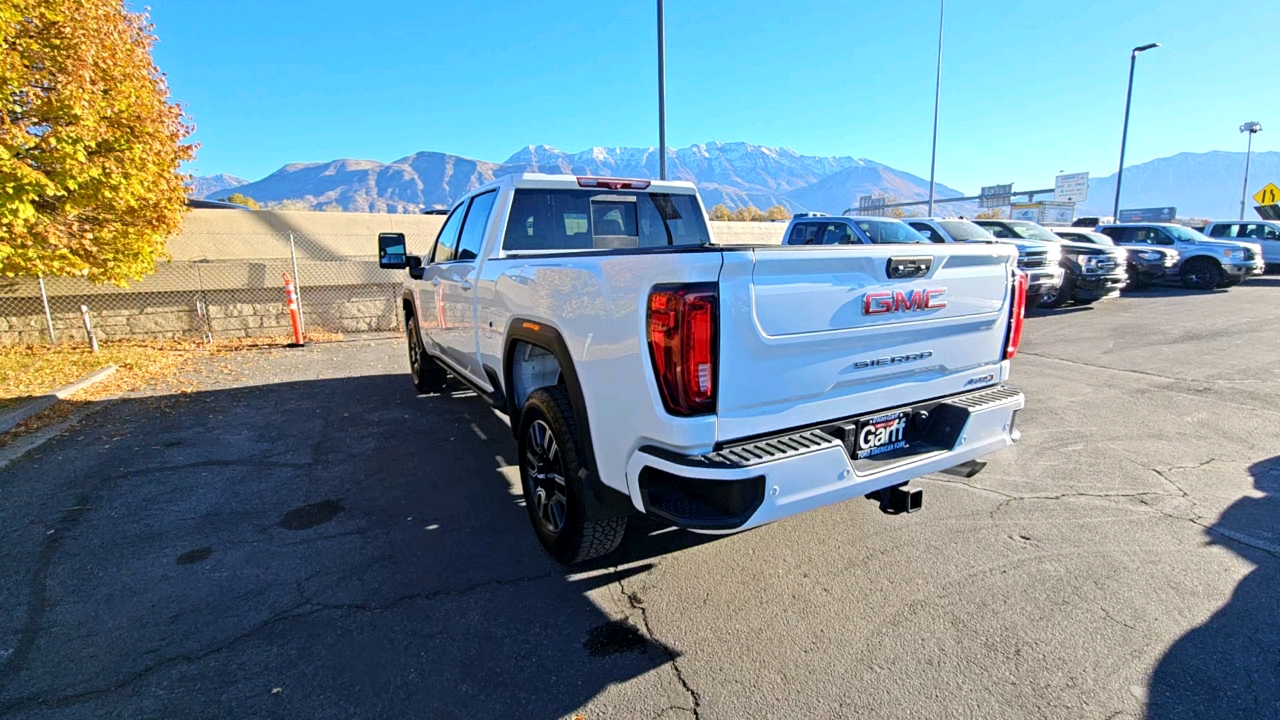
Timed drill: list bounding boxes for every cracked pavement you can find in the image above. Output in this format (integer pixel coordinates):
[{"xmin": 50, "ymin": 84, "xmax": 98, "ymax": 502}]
[{"xmin": 1, "ymin": 284, "xmax": 1278, "ymax": 719}]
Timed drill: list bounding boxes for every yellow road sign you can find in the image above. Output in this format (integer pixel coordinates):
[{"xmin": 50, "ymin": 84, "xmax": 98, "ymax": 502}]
[{"xmin": 1254, "ymin": 183, "xmax": 1280, "ymax": 206}]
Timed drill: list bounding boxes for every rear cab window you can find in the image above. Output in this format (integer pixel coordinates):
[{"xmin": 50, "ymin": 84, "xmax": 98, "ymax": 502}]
[
  {"xmin": 787, "ymin": 222, "xmax": 825, "ymax": 245},
  {"xmin": 502, "ymin": 189, "xmax": 709, "ymax": 252},
  {"xmin": 855, "ymin": 219, "xmax": 929, "ymax": 244}
]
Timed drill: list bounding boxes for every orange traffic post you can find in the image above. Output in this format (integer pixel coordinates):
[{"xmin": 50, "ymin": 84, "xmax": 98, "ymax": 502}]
[{"xmin": 283, "ymin": 273, "xmax": 306, "ymax": 347}]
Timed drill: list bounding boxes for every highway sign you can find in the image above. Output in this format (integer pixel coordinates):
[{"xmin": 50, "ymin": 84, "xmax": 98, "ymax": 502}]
[
  {"xmin": 1054, "ymin": 172, "xmax": 1089, "ymax": 203},
  {"xmin": 858, "ymin": 195, "xmax": 886, "ymax": 217},
  {"xmin": 980, "ymin": 184, "xmax": 1013, "ymax": 209},
  {"xmin": 1253, "ymin": 183, "xmax": 1280, "ymax": 206},
  {"xmin": 1117, "ymin": 207, "xmax": 1177, "ymax": 223}
]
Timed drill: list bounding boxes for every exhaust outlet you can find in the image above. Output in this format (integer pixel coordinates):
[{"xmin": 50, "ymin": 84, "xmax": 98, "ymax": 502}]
[{"xmin": 878, "ymin": 485, "xmax": 923, "ymax": 515}]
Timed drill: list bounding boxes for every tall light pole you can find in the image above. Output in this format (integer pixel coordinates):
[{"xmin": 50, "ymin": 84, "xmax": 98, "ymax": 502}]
[
  {"xmin": 926, "ymin": 0, "xmax": 944, "ymax": 217},
  {"xmin": 1112, "ymin": 43, "xmax": 1160, "ymax": 220},
  {"xmin": 1239, "ymin": 121, "xmax": 1262, "ymax": 220},
  {"xmin": 657, "ymin": 0, "xmax": 667, "ymax": 181}
]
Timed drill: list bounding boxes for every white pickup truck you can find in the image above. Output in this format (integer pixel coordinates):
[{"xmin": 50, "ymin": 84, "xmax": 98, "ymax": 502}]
[{"xmin": 378, "ymin": 174, "xmax": 1027, "ymax": 564}]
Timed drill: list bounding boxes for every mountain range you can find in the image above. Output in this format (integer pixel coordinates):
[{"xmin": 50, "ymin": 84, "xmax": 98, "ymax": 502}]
[
  {"xmin": 189, "ymin": 145, "xmax": 1276, "ymax": 221},
  {"xmin": 1081, "ymin": 151, "xmax": 1280, "ymax": 219},
  {"xmin": 189, "ymin": 142, "xmax": 966, "ymax": 215}
]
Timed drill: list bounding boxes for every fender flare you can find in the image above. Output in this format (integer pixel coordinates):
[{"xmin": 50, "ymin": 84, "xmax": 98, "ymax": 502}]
[{"xmin": 503, "ymin": 318, "xmax": 633, "ymax": 518}]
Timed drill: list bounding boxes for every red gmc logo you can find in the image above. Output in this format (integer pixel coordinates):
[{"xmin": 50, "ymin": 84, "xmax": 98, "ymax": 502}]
[{"xmin": 863, "ymin": 289, "xmax": 948, "ymax": 315}]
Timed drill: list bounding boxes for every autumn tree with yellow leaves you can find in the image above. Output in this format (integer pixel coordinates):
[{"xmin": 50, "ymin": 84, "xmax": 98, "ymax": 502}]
[{"xmin": 0, "ymin": 0, "xmax": 194, "ymax": 285}]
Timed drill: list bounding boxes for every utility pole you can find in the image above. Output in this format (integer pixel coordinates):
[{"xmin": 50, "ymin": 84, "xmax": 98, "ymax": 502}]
[
  {"xmin": 1239, "ymin": 121, "xmax": 1262, "ymax": 220},
  {"xmin": 657, "ymin": 0, "xmax": 667, "ymax": 181},
  {"xmin": 1113, "ymin": 43, "xmax": 1160, "ymax": 219},
  {"xmin": 927, "ymin": 0, "xmax": 944, "ymax": 217}
]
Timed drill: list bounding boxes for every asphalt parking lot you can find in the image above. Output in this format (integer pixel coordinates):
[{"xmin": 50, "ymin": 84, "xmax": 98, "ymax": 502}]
[{"xmin": 1, "ymin": 281, "xmax": 1277, "ymax": 720}]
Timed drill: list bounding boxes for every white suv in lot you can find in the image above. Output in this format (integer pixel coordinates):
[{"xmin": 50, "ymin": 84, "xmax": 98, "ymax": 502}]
[
  {"xmin": 1096, "ymin": 223, "xmax": 1264, "ymax": 290},
  {"xmin": 1199, "ymin": 220, "xmax": 1280, "ymax": 266},
  {"xmin": 378, "ymin": 174, "xmax": 1027, "ymax": 564}
]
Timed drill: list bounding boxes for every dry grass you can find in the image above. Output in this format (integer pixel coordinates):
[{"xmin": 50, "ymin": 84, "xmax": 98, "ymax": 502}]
[{"xmin": 0, "ymin": 331, "xmax": 346, "ymax": 410}]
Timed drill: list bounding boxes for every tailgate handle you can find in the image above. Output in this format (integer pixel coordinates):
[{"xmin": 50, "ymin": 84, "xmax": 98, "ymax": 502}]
[{"xmin": 887, "ymin": 256, "xmax": 933, "ymax": 279}]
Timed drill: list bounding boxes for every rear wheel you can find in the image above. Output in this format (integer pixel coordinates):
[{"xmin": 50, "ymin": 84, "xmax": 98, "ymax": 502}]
[
  {"xmin": 405, "ymin": 313, "xmax": 447, "ymax": 394},
  {"xmin": 518, "ymin": 387, "xmax": 627, "ymax": 565},
  {"xmin": 1038, "ymin": 274, "xmax": 1074, "ymax": 309},
  {"xmin": 1181, "ymin": 258, "xmax": 1222, "ymax": 291}
]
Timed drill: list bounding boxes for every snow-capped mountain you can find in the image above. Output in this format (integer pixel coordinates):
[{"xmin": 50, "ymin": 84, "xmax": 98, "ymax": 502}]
[
  {"xmin": 187, "ymin": 173, "xmax": 248, "ymax": 200},
  {"xmin": 214, "ymin": 142, "xmax": 962, "ymax": 214}
]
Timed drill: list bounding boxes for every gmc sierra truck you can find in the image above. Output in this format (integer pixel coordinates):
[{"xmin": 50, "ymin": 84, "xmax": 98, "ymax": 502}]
[{"xmin": 378, "ymin": 174, "xmax": 1027, "ymax": 564}]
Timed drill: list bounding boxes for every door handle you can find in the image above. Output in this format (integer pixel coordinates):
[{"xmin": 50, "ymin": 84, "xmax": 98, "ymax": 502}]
[
  {"xmin": 460, "ymin": 280, "xmax": 473, "ymax": 291},
  {"xmin": 431, "ymin": 277, "xmax": 441, "ymax": 287}
]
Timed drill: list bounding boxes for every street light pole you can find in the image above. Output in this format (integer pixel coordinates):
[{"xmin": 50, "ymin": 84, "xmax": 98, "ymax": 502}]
[
  {"xmin": 927, "ymin": 0, "xmax": 944, "ymax": 217},
  {"xmin": 1113, "ymin": 43, "xmax": 1160, "ymax": 220},
  {"xmin": 1239, "ymin": 121, "xmax": 1262, "ymax": 220},
  {"xmin": 657, "ymin": 0, "xmax": 667, "ymax": 181}
]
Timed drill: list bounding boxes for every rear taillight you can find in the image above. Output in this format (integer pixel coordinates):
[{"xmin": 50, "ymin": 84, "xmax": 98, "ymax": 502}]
[
  {"xmin": 1005, "ymin": 270, "xmax": 1028, "ymax": 359},
  {"xmin": 647, "ymin": 284, "xmax": 717, "ymax": 416}
]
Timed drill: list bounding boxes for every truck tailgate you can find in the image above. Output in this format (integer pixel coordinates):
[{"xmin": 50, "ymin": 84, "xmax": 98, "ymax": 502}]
[{"xmin": 716, "ymin": 244, "xmax": 1017, "ymax": 442}]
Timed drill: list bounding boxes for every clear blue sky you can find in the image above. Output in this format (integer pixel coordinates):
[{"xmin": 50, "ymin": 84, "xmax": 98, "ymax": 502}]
[{"xmin": 148, "ymin": 0, "xmax": 1280, "ymax": 193}]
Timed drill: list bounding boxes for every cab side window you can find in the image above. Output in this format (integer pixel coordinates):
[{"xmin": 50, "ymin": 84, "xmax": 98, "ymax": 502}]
[
  {"xmin": 787, "ymin": 222, "xmax": 823, "ymax": 245},
  {"xmin": 455, "ymin": 191, "xmax": 498, "ymax": 261},
  {"xmin": 986, "ymin": 225, "xmax": 1016, "ymax": 239},
  {"xmin": 1208, "ymin": 224, "xmax": 1233, "ymax": 238},
  {"xmin": 909, "ymin": 222, "xmax": 943, "ymax": 242},
  {"xmin": 822, "ymin": 223, "xmax": 856, "ymax": 245},
  {"xmin": 431, "ymin": 204, "xmax": 466, "ymax": 264}
]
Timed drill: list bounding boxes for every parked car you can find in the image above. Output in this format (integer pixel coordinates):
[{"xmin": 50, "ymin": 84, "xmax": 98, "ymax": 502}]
[
  {"xmin": 1050, "ymin": 228, "xmax": 1179, "ymax": 289},
  {"xmin": 1200, "ymin": 220, "xmax": 1280, "ymax": 266},
  {"xmin": 784, "ymin": 214, "xmax": 930, "ymax": 245},
  {"xmin": 378, "ymin": 173, "xmax": 1027, "ymax": 564},
  {"xmin": 974, "ymin": 219, "xmax": 1128, "ymax": 308},
  {"xmin": 907, "ymin": 218, "xmax": 1064, "ymax": 307},
  {"xmin": 1096, "ymin": 223, "xmax": 1265, "ymax": 290}
]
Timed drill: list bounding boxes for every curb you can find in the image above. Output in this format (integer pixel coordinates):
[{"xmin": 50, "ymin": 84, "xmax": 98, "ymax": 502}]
[{"xmin": 0, "ymin": 365, "xmax": 118, "ymax": 435}]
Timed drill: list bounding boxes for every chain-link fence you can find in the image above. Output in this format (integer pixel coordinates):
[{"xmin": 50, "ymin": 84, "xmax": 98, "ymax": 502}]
[{"xmin": 0, "ymin": 223, "xmax": 441, "ymax": 346}]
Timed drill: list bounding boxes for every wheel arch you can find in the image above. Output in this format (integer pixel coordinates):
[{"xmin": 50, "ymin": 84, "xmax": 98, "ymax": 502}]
[{"xmin": 503, "ymin": 318, "xmax": 632, "ymax": 519}]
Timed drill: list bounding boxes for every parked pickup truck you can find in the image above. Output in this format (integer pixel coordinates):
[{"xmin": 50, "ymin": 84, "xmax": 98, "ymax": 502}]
[
  {"xmin": 1050, "ymin": 227, "xmax": 1179, "ymax": 289},
  {"xmin": 1096, "ymin": 223, "xmax": 1265, "ymax": 289},
  {"xmin": 975, "ymin": 219, "xmax": 1128, "ymax": 308},
  {"xmin": 906, "ymin": 218, "xmax": 1064, "ymax": 307},
  {"xmin": 378, "ymin": 174, "xmax": 1027, "ymax": 564}
]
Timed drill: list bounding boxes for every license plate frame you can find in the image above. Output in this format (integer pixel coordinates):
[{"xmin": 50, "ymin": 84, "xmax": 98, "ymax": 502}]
[{"xmin": 850, "ymin": 409, "xmax": 912, "ymax": 460}]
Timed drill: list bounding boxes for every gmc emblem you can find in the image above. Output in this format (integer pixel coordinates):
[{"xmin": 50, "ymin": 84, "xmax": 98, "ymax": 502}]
[{"xmin": 863, "ymin": 289, "xmax": 948, "ymax": 315}]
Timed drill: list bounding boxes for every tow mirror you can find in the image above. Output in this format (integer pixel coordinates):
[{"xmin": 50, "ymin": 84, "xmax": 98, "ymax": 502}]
[{"xmin": 378, "ymin": 232, "xmax": 409, "ymax": 269}]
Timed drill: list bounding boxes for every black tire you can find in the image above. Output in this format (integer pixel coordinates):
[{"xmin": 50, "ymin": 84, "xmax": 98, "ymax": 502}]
[
  {"xmin": 1038, "ymin": 274, "xmax": 1074, "ymax": 309},
  {"xmin": 1181, "ymin": 258, "xmax": 1222, "ymax": 291},
  {"xmin": 518, "ymin": 386, "xmax": 627, "ymax": 565},
  {"xmin": 405, "ymin": 313, "xmax": 447, "ymax": 394},
  {"xmin": 1125, "ymin": 267, "xmax": 1148, "ymax": 291},
  {"xmin": 1218, "ymin": 276, "xmax": 1243, "ymax": 288}
]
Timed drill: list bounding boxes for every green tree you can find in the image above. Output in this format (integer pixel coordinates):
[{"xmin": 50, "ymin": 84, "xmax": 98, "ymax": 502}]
[
  {"xmin": 0, "ymin": 0, "xmax": 195, "ymax": 285},
  {"xmin": 708, "ymin": 203, "xmax": 733, "ymax": 221},
  {"xmin": 221, "ymin": 193, "xmax": 260, "ymax": 210}
]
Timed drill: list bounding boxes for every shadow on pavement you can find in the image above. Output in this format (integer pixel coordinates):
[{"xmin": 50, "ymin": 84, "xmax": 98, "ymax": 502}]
[
  {"xmin": 1145, "ymin": 456, "xmax": 1280, "ymax": 719},
  {"xmin": 0, "ymin": 372, "xmax": 711, "ymax": 719}
]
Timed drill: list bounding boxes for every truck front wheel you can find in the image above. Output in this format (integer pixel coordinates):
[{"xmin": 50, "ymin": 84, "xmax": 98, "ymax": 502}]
[
  {"xmin": 1181, "ymin": 258, "xmax": 1222, "ymax": 291},
  {"xmin": 518, "ymin": 387, "xmax": 627, "ymax": 565},
  {"xmin": 1038, "ymin": 274, "xmax": 1074, "ymax": 309}
]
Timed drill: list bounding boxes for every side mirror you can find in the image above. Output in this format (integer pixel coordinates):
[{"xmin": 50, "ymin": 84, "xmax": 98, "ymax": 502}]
[{"xmin": 378, "ymin": 232, "xmax": 410, "ymax": 269}]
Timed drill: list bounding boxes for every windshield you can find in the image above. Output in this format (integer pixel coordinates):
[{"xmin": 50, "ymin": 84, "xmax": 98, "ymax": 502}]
[
  {"xmin": 854, "ymin": 219, "xmax": 929, "ymax": 244},
  {"xmin": 1163, "ymin": 225, "xmax": 1212, "ymax": 243},
  {"xmin": 503, "ymin": 189, "xmax": 710, "ymax": 251},
  {"xmin": 1006, "ymin": 221, "xmax": 1062, "ymax": 242},
  {"xmin": 937, "ymin": 220, "xmax": 994, "ymax": 241}
]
